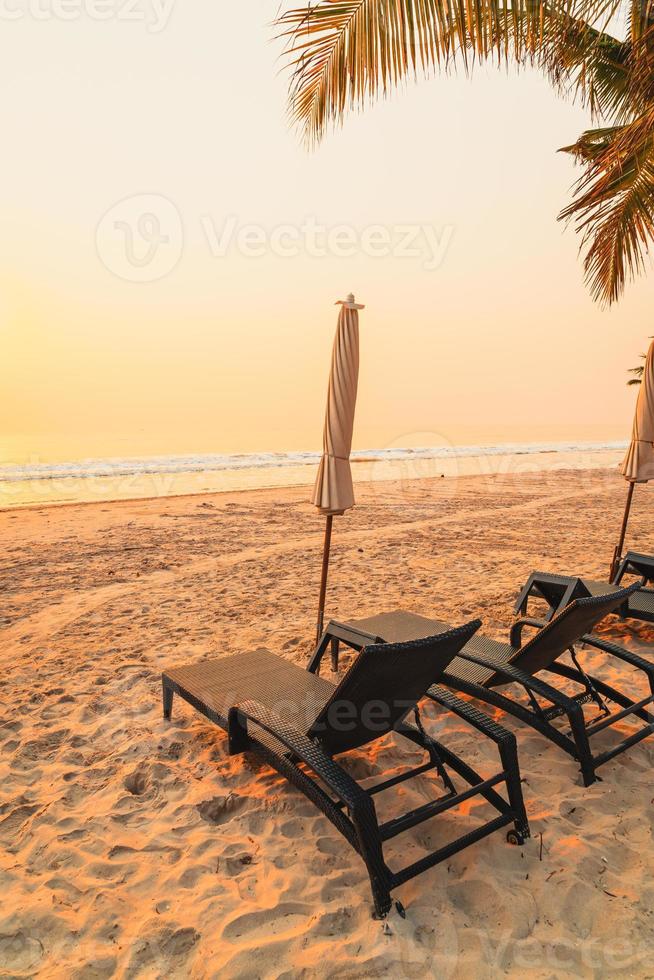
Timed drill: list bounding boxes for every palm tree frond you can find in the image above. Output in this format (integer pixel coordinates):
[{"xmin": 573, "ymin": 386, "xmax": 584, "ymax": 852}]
[
  {"xmin": 276, "ymin": 0, "xmax": 628, "ymax": 143},
  {"xmin": 559, "ymin": 110, "xmax": 654, "ymax": 304},
  {"xmin": 276, "ymin": 1, "xmax": 525, "ymax": 143},
  {"xmin": 559, "ymin": 125, "xmax": 623, "ymax": 160},
  {"xmin": 541, "ymin": 20, "xmax": 631, "ymax": 120},
  {"xmin": 276, "ymin": 0, "xmax": 654, "ymax": 305},
  {"xmin": 627, "ymin": 336, "xmax": 653, "ymax": 383}
]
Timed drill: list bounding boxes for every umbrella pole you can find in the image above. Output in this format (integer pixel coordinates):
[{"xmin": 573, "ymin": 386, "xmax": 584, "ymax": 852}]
[
  {"xmin": 609, "ymin": 481, "xmax": 635, "ymax": 581},
  {"xmin": 316, "ymin": 514, "xmax": 333, "ymax": 643}
]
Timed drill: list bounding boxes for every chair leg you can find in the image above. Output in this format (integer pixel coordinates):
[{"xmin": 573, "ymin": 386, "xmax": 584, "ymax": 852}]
[
  {"xmin": 227, "ymin": 707, "xmax": 251, "ymax": 755},
  {"xmin": 443, "ymin": 676, "xmax": 595, "ymax": 785},
  {"xmin": 349, "ymin": 807, "xmax": 393, "ymax": 918},
  {"xmin": 367, "ymin": 872, "xmax": 393, "ymax": 919},
  {"xmin": 497, "ymin": 739, "xmax": 530, "ymax": 839},
  {"xmin": 227, "ymin": 703, "xmax": 394, "ymax": 916},
  {"xmin": 162, "ymin": 680, "xmax": 174, "ymax": 721},
  {"xmin": 566, "ymin": 705, "xmax": 597, "ymax": 786}
]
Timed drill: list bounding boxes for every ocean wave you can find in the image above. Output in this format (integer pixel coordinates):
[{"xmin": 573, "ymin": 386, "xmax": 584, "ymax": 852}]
[{"xmin": 0, "ymin": 441, "xmax": 628, "ymax": 484}]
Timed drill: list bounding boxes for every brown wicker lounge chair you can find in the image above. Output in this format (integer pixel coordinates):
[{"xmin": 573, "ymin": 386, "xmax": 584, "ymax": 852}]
[
  {"xmin": 162, "ymin": 619, "xmax": 530, "ymax": 918},
  {"xmin": 323, "ymin": 583, "xmax": 654, "ymax": 788},
  {"xmin": 515, "ymin": 552, "xmax": 654, "ymax": 625}
]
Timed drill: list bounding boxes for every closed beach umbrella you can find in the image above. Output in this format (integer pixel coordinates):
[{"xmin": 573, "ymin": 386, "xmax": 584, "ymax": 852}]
[
  {"xmin": 313, "ymin": 293, "xmax": 363, "ymax": 640},
  {"xmin": 610, "ymin": 338, "xmax": 654, "ymax": 578}
]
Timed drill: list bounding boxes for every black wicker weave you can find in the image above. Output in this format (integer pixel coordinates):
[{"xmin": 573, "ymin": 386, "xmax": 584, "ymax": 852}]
[
  {"xmin": 335, "ymin": 584, "xmax": 654, "ymax": 788},
  {"xmin": 515, "ymin": 554, "xmax": 654, "ymax": 626},
  {"xmin": 163, "ymin": 619, "xmax": 531, "ymax": 917},
  {"xmin": 589, "ymin": 552, "xmax": 654, "ymax": 624}
]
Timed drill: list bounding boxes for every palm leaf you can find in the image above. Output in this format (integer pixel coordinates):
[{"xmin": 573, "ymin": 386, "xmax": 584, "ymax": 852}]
[
  {"xmin": 560, "ymin": 125, "xmax": 623, "ymax": 160},
  {"xmin": 543, "ymin": 21, "xmax": 631, "ymax": 120},
  {"xmin": 276, "ymin": 0, "xmax": 627, "ymax": 143},
  {"xmin": 559, "ymin": 110, "xmax": 654, "ymax": 305},
  {"xmin": 277, "ymin": 0, "xmax": 530, "ymax": 144},
  {"xmin": 276, "ymin": 0, "xmax": 652, "ymax": 304},
  {"xmin": 626, "ymin": 335, "xmax": 653, "ymax": 383}
]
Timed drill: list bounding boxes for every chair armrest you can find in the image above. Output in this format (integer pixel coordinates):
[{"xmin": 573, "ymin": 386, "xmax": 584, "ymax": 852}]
[
  {"xmin": 427, "ymin": 684, "xmax": 516, "ymax": 748},
  {"xmin": 227, "ymin": 699, "xmax": 371, "ymax": 814},
  {"xmin": 307, "ymin": 620, "xmax": 381, "ymax": 674},
  {"xmin": 325, "ymin": 620, "xmax": 381, "ymax": 649},
  {"xmin": 509, "ymin": 617, "xmax": 547, "ymax": 647},
  {"xmin": 580, "ymin": 634, "xmax": 654, "ymax": 678},
  {"xmin": 447, "ymin": 652, "xmax": 581, "ymax": 713},
  {"xmin": 616, "ymin": 552, "xmax": 654, "ymax": 586}
]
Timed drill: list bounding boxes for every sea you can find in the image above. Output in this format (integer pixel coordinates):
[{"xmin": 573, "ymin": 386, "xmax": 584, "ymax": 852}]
[{"xmin": 0, "ymin": 441, "xmax": 628, "ymax": 509}]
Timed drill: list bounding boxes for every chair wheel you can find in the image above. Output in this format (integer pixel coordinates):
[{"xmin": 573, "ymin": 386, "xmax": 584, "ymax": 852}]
[{"xmin": 506, "ymin": 830, "xmax": 524, "ymax": 846}]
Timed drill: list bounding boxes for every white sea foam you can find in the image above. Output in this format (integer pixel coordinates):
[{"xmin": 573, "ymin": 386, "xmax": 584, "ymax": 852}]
[{"xmin": 0, "ymin": 441, "xmax": 627, "ymax": 483}]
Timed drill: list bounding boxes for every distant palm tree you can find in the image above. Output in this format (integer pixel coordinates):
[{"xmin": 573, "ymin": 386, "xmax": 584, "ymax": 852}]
[
  {"xmin": 627, "ymin": 337, "xmax": 653, "ymax": 384},
  {"xmin": 277, "ymin": 0, "xmax": 654, "ymax": 307}
]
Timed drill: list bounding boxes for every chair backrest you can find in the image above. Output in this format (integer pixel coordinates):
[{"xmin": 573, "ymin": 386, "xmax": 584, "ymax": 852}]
[
  {"xmin": 615, "ymin": 551, "xmax": 654, "ymax": 586},
  {"xmin": 507, "ymin": 583, "xmax": 640, "ymax": 680},
  {"xmin": 308, "ymin": 619, "xmax": 481, "ymax": 755}
]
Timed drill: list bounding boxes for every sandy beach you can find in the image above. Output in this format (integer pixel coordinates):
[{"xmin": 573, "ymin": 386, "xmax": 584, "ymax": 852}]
[{"xmin": 1, "ymin": 466, "xmax": 653, "ymax": 978}]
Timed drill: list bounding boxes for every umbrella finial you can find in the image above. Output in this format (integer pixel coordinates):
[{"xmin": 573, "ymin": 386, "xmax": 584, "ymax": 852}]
[{"xmin": 336, "ymin": 293, "xmax": 365, "ymax": 310}]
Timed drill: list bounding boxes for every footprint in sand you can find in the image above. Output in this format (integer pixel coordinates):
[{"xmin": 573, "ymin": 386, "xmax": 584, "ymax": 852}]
[
  {"xmin": 120, "ymin": 762, "xmax": 173, "ymax": 804},
  {"xmin": 14, "ymin": 729, "xmax": 69, "ymax": 764},
  {"xmin": 0, "ymin": 800, "xmax": 39, "ymax": 848},
  {"xmin": 71, "ymin": 956, "xmax": 117, "ymax": 979},
  {"xmin": 123, "ymin": 770, "xmax": 148, "ymax": 796},
  {"xmin": 159, "ymin": 740, "xmax": 184, "ymax": 760},
  {"xmin": 45, "ymin": 876, "xmax": 85, "ymax": 903},
  {"xmin": 87, "ymin": 861, "xmax": 135, "ymax": 882},
  {"xmin": 447, "ymin": 878, "xmax": 535, "ymax": 938},
  {"xmin": 0, "ymin": 931, "xmax": 44, "ymax": 974},
  {"xmin": 196, "ymin": 794, "xmax": 248, "ymax": 825},
  {"xmin": 221, "ymin": 903, "xmax": 313, "ymax": 944},
  {"xmin": 558, "ymin": 801, "xmax": 589, "ymax": 827},
  {"xmin": 0, "ymin": 719, "xmax": 23, "ymax": 738},
  {"xmin": 216, "ymin": 843, "xmax": 257, "ymax": 877},
  {"xmin": 124, "ymin": 926, "xmax": 200, "ymax": 978}
]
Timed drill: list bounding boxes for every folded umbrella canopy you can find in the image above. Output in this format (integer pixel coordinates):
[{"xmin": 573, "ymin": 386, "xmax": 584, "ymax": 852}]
[
  {"xmin": 312, "ymin": 293, "xmax": 363, "ymax": 640},
  {"xmin": 610, "ymin": 338, "xmax": 654, "ymax": 578}
]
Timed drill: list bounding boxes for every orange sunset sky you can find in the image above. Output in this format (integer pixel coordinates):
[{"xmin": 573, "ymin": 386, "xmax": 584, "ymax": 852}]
[{"xmin": 1, "ymin": 1, "xmax": 650, "ymax": 464}]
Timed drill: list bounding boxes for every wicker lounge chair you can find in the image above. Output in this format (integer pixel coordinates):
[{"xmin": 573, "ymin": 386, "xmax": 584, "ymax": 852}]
[
  {"xmin": 162, "ymin": 620, "xmax": 530, "ymax": 917},
  {"xmin": 324, "ymin": 583, "xmax": 654, "ymax": 788},
  {"xmin": 515, "ymin": 552, "xmax": 654, "ymax": 625}
]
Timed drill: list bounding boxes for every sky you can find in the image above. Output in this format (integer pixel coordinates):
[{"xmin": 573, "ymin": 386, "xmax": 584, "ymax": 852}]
[{"xmin": 1, "ymin": 0, "xmax": 651, "ymax": 465}]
